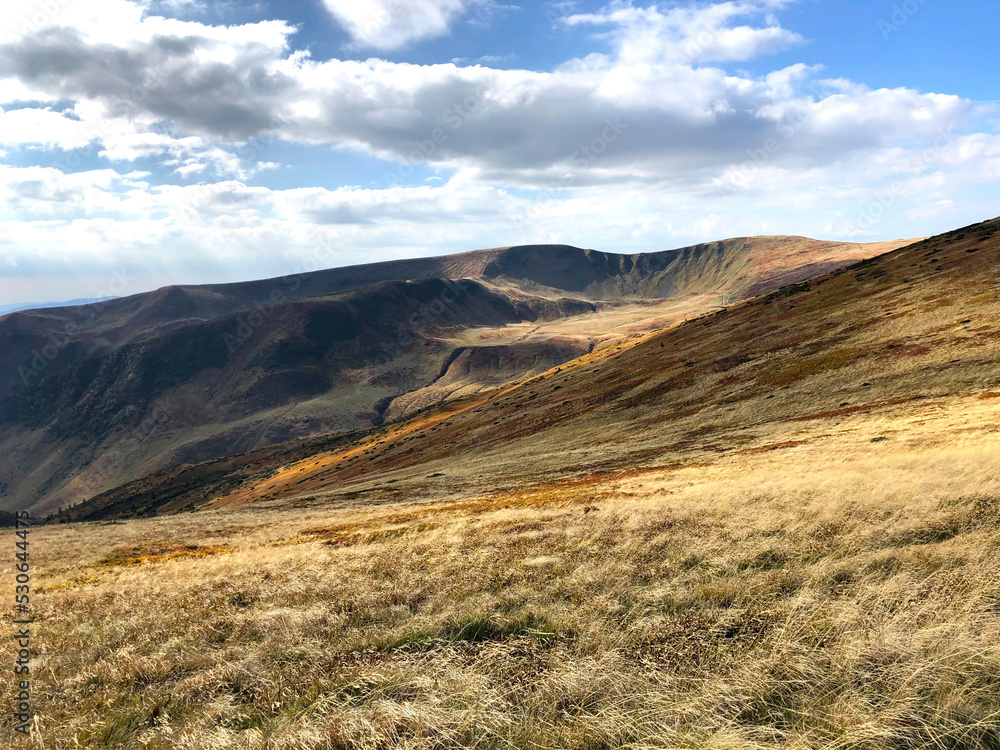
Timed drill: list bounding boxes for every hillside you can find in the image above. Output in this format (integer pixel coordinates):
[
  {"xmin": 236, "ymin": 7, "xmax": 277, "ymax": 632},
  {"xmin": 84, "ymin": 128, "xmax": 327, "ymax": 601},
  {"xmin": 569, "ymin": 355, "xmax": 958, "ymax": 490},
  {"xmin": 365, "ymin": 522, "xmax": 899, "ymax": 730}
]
[
  {"xmin": 64, "ymin": 217, "xmax": 999, "ymax": 520},
  {"xmin": 12, "ymin": 216, "xmax": 1000, "ymax": 750},
  {"xmin": 0, "ymin": 235, "xmax": 905, "ymax": 515}
]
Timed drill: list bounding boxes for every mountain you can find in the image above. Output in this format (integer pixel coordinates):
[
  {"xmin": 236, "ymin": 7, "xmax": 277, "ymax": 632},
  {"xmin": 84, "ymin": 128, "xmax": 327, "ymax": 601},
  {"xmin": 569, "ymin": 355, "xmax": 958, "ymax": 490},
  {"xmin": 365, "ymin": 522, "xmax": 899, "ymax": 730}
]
[
  {"xmin": 0, "ymin": 235, "xmax": 909, "ymax": 515},
  {"xmin": 0, "ymin": 297, "xmax": 118, "ymax": 317},
  {"xmin": 59, "ymin": 216, "xmax": 1000, "ymax": 522},
  {"xmin": 34, "ymin": 217, "xmax": 1000, "ymax": 750}
]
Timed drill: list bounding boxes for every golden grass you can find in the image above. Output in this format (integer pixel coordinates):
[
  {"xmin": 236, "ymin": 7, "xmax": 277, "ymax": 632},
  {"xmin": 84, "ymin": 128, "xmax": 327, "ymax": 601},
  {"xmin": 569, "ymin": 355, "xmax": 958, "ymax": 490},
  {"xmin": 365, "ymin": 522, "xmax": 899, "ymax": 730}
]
[
  {"xmin": 4, "ymin": 222, "xmax": 992, "ymax": 748},
  {"xmin": 4, "ymin": 420, "xmax": 1000, "ymax": 750}
]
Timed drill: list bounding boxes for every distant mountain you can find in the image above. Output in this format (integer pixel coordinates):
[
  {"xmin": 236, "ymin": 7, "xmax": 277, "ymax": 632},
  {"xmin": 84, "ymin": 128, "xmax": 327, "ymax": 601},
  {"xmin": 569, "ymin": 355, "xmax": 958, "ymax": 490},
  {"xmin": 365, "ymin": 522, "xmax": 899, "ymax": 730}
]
[
  {"xmin": 0, "ymin": 297, "xmax": 117, "ymax": 317},
  {"xmin": 0, "ymin": 236, "xmax": 910, "ymax": 515}
]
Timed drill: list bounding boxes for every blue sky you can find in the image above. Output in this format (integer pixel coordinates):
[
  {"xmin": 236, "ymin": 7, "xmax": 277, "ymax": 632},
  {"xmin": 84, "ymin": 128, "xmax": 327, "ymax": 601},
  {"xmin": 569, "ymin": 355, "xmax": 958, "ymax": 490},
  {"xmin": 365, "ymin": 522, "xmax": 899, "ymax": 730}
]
[{"xmin": 0, "ymin": 0, "xmax": 997, "ymax": 304}]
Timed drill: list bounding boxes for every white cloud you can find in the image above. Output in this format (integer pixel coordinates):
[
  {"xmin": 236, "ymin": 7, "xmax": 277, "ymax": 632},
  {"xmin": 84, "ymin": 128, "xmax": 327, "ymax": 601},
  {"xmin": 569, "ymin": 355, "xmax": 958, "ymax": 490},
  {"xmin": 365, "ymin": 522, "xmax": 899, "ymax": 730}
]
[
  {"xmin": 564, "ymin": 0, "xmax": 803, "ymax": 64},
  {"xmin": 0, "ymin": 0, "xmax": 145, "ymax": 46},
  {"xmin": 320, "ymin": 0, "xmax": 486, "ymax": 50},
  {"xmin": 0, "ymin": 106, "xmax": 93, "ymax": 150},
  {"xmin": 0, "ymin": 125, "xmax": 997, "ymax": 296},
  {"xmin": 0, "ymin": 0, "xmax": 996, "ymax": 303},
  {"xmin": 0, "ymin": 0, "xmax": 971, "ymax": 193},
  {"xmin": 98, "ymin": 131, "xmax": 269, "ymax": 179},
  {"xmin": 0, "ymin": 75, "xmax": 57, "ymax": 105}
]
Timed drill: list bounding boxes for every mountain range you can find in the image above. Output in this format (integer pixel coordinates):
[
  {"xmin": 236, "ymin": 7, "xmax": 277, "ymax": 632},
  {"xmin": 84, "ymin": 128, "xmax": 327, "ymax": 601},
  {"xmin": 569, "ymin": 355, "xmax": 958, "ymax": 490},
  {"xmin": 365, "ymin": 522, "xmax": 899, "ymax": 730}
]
[
  {"xmin": 36, "ymin": 216, "xmax": 999, "ymax": 522},
  {"xmin": 0, "ymin": 233, "xmax": 912, "ymax": 516}
]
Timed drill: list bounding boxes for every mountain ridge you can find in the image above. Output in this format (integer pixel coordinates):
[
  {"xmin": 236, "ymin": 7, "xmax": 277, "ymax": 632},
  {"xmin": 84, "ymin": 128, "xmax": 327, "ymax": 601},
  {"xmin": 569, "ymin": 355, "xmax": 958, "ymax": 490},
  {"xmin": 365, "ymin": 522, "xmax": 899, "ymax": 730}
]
[
  {"xmin": 0, "ymin": 234, "xmax": 912, "ymax": 514},
  {"xmin": 54, "ymin": 216, "xmax": 1000, "ymax": 523}
]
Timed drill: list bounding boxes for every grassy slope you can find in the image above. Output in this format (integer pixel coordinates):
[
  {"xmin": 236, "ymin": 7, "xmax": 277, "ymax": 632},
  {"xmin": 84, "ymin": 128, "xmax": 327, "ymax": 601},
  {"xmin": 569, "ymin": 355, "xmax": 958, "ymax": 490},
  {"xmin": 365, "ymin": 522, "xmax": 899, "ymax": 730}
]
[
  {"xmin": 3, "ymin": 219, "xmax": 1000, "ymax": 748},
  {"xmin": 5, "ymin": 421, "xmax": 1000, "ymax": 748},
  {"xmin": 120, "ymin": 217, "xmax": 995, "ymax": 516}
]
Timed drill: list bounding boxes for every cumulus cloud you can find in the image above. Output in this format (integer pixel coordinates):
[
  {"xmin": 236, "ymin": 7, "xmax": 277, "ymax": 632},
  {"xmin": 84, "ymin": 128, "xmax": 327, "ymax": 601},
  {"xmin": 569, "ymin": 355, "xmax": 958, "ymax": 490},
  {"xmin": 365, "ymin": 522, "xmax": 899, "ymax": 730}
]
[
  {"xmin": 0, "ymin": 21, "xmax": 296, "ymax": 139},
  {"xmin": 564, "ymin": 0, "xmax": 803, "ymax": 64},
  {"xmin": 0, "ymin": 4, "xmax": 970, "ymax": 191},
  {"xmin": 320, "ymin": 0, "xmax": 488, "ymax": 50},
  {"xmin": 0, "ymin": 0, "xmax": 995, "ymax": 302}
]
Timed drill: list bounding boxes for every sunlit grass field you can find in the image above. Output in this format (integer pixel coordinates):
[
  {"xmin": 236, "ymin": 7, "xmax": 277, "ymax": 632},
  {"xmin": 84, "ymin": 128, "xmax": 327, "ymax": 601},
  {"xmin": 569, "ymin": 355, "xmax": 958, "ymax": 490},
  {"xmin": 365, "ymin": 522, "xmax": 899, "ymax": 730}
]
[{"xmin": 5, "ymin": 406, "xmax": 1000, "ymax": 750}]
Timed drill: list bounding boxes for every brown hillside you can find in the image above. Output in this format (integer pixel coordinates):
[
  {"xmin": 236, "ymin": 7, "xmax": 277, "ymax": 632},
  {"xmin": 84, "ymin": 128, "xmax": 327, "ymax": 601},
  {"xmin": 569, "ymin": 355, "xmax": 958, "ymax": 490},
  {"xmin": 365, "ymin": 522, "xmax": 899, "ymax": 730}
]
[{"xmin": 63, "ymin": 218, "xmax": 996, "ymax": 521}]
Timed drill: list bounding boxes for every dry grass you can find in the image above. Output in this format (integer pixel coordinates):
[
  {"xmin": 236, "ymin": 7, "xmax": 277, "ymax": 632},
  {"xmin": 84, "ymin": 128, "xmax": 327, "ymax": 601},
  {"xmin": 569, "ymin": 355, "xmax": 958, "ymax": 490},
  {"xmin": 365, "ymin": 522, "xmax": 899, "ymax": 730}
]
[
  {"xmin": 3, "ymin": 424, "xmax": 1000, "ymax": 749},
  {"xmin": 7, "ymin": 221, "xmax": 1000, "ymax": 747}
]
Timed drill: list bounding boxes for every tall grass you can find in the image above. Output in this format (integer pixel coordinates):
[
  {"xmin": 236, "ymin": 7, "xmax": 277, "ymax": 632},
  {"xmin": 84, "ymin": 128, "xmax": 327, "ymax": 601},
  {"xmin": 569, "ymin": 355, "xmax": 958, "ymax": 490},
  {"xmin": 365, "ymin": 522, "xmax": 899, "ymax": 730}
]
[{"xmin": 3, "ymin": 442, "xmax": 1000, "ymax": 749}]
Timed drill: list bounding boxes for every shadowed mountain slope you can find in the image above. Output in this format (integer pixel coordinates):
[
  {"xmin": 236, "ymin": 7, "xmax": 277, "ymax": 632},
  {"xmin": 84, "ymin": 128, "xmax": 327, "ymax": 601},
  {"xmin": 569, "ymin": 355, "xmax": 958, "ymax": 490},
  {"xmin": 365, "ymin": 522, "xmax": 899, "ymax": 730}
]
[{"xmin": 0, "ymin": 236, "xmax": 908, "ymax": 515}]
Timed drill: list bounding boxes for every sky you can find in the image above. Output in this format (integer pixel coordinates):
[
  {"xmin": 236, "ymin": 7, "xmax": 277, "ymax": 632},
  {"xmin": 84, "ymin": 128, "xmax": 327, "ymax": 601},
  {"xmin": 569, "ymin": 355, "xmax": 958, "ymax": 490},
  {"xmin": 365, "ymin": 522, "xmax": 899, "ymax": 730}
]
[{"xmin": 0, "ymin": 0, "xmax": 997, "ymax": 305}]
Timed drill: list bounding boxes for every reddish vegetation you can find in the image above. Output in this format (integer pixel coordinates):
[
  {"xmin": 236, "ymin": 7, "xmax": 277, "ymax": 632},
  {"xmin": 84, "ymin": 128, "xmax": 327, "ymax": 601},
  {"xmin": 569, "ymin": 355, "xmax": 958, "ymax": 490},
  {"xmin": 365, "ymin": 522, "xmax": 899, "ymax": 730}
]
[{"xmin": 785, "ymin": 397, "xmax": 929, "ymax": 423}]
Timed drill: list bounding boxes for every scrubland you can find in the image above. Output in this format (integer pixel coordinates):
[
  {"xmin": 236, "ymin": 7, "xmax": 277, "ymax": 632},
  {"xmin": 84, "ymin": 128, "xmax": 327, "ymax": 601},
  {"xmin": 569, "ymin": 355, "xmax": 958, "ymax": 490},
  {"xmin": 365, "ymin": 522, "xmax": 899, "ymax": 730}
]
[{"xmin": 4, "ymin": 407, "xmax": 1000, "ymax": 750}]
